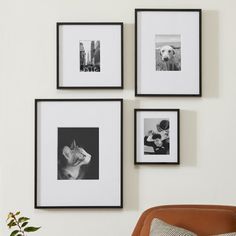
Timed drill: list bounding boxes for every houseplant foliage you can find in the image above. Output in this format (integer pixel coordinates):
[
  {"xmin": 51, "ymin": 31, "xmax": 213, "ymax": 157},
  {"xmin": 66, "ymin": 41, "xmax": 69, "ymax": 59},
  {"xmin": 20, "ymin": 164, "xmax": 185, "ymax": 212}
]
[{"xmin": 7, "ymin": 211, "xmax": 40, "ymax": 236}]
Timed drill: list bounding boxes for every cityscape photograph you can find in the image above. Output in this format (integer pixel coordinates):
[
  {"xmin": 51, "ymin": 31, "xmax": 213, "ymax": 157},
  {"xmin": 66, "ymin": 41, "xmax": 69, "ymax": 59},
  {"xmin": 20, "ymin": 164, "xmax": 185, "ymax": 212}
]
[{"xmin": 79, "ymin": 40, "xmax": 100, "ymax": 72}]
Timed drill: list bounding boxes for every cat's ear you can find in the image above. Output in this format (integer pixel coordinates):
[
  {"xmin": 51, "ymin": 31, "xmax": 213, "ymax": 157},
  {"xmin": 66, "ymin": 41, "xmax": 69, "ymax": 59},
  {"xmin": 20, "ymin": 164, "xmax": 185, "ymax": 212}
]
[
  {"xmin": 63, "ymin": 146, "xmax": 72, "ymax": 161},
  {"xmin": 70, "ymin": 140, "xmax": 76, "ymax": 149}
]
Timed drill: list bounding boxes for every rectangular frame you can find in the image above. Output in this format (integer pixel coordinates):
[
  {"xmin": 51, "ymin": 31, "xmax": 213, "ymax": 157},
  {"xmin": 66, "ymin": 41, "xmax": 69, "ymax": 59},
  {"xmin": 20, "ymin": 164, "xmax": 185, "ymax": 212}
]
[
  {"xmin": 135, "ymin": 109, "xmax": 180, "ymax": 164},
  {"xmin": 56, "ymin": 22, "xmax": 123, "ymax": 89},
  {"xmin": 35, "ymin": 99, "xmax": 123, "ymax": 208},
  {"xmin": 135, "ymin": 9, "xmax": 202, "ymax": 96}
]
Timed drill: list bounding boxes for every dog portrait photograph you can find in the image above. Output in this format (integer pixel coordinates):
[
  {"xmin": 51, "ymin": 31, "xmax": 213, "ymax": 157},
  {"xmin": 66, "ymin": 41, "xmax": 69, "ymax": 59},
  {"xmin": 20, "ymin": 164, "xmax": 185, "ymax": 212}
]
[
  {"xmin": 155, "ymin": 34, "xmax": 181, "ymax": 71},
  {"xmin": 144, "ymin": 118, "xmax": 170, "ymax": 155},
  {"xmin": 80, "ymin": 40, "xmax": 100, "ymax": 72},
  {"xmin": 58, "ymin": 127, "xmax": 99, "ymax": 180}
]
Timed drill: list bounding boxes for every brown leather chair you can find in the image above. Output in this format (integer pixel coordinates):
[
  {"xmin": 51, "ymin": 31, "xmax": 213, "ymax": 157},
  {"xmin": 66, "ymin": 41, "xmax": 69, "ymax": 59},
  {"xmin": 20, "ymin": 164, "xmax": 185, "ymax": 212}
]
[{"xmin": 132, "ymin": 205, "xmax": 236, "ymax": 236}]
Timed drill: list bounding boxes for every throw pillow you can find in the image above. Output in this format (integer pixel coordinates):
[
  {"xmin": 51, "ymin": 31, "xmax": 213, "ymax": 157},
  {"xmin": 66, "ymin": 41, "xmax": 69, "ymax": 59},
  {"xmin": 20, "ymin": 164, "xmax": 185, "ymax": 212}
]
[
  {"xmin": 150, "ymin": 218, "xmax": 197, "ymax": 236},
  {"xmin": 211, "ymin": 233, "xmax": 236, "ymax": 236}
]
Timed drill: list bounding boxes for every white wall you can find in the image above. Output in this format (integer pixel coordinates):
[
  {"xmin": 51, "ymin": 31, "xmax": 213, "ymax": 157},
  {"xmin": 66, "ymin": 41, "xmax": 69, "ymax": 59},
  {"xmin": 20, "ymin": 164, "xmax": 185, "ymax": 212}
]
[{"xmin": 1, "ymin": 0, "xmax": 236, "ymax": 235}]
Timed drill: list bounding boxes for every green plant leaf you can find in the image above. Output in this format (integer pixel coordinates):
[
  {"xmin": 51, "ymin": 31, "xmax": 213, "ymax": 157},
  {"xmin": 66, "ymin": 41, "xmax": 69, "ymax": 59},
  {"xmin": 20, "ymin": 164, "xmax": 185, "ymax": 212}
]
[
  {"xmin": 8, "ymin": 219, "xmax": 16, "ymax": 228},
  {"xmin": 21, "ymin": 221, "xmax": 29, "ymax": 227},
  {"xmin": 8, "ymin": 219, "xmax": 14, "ymax": 227},
  {"xmin": 15, "ymin": 211, "xmax": 21, "ymax": 216},
  {"xmin": 11, "ymin": 222, "xmax": 17, "ymax": 227},
  {"xmin": 24, "ymin": 226, "xmax": 41, "ymax": 232},
  {"xmin": 16, "ymin": 234, "xmax": 23, "ymax": 236},
  {"xmin": 10, "ymin": 230, "xmax": 19, "ymax": 236},
  {"xmin": 7, "ymin": 213, "xmax": 14, "ymax": 221},
  {"xmin": 18, "ymin": 217, "xmax": 30, "ymax": 223}
]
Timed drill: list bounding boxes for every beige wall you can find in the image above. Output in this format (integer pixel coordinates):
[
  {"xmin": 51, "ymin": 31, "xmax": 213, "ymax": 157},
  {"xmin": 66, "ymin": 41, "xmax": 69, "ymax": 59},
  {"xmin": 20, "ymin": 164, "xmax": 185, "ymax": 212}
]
[{"xmin": 1, "ymin": 0, "xmax": 236, "ymax": 235}]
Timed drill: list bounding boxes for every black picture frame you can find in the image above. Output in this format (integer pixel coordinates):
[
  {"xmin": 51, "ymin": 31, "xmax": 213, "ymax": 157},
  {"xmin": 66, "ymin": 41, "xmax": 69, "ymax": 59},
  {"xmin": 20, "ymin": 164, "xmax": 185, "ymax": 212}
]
[
  {"xmin": 134, "ymin": 109, "xmax": 180, "ymax": 164},
  {"xmin": 35, "ymin": 99, "xmax": 123, "ymax": 208},
  {"xmin": 57, "ymin": 22, "xmax": 123, "ymax": 89},
  {"xmin": 135, "ymin": 9, "xmax": 202, "ymax": 96}
]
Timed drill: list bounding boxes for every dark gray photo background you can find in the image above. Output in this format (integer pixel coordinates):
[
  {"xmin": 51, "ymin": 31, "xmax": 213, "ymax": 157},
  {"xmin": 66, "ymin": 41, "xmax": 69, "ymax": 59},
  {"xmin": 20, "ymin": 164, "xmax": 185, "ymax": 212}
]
[{"xmin": 58, "ymin": 127, "xmax": 99, "ymax": 179}]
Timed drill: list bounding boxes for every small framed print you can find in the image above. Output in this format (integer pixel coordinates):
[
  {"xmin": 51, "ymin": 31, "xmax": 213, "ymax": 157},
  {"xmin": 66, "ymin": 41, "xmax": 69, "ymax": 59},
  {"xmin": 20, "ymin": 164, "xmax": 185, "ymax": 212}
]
[
  {"xmin": 135, "ymin": 109, "xmax": 179, "ymax": 164},
  {"xmin": 135, "ymin": 9, "xmax": 202, "ymax": 96},
  {"xmin": 57, "ymin": 23, "xmax": 123, "ymax": 89},
  {"xmin": 35, "ymin": 99, "xmax": 123, "ymax": 208}
]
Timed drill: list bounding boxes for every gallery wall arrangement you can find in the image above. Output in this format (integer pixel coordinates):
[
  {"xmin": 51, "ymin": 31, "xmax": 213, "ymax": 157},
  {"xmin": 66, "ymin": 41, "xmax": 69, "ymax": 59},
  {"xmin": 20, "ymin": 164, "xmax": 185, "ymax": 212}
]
[{"xmin": 35, "ymin": 8, "xmax": 202, "ymax": 209}]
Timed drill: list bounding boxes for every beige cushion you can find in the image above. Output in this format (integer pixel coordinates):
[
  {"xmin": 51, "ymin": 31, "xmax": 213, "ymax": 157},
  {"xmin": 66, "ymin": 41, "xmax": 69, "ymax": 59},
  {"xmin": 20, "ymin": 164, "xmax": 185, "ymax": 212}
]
[
  {"xmin": 150, "ymin": 218, "xmax": 197, "ymax": 236},
  {"xmin": 212, "ymin": 234, "xmax": 236, "ymax": 236}
]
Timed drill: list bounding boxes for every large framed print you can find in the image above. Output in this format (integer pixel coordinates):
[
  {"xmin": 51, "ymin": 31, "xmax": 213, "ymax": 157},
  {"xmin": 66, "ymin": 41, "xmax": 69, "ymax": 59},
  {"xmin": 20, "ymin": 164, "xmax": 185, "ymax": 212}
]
[
  {"xmin": 135, "ymin": 109, "xmax": 179, "ymax": 164},
  {"xmin": 35, "ymin": 99, "xmax": 123, "ymax": 208},
  {"xmin": 135, "ymin": 9, "xmax": 202, "ymax": 96},
  {"xmin": 57, "ymin": 23, "xmax": 123, "ymax": 89}
]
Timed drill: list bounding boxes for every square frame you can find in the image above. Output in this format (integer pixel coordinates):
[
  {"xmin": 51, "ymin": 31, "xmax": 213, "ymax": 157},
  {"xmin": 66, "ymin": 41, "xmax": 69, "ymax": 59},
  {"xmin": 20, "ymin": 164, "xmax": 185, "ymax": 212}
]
[
  {"xmin": 135, "ymin": 9, "xmax": 202, "ymax": 96},
  {"xmin": 56, "ymin": 22, "xmax": 124, "ymax": 89},
  {"xmin": 134, "ymin": 109, "xmax": 180, "ymax": 164},
  {"xmin": 35, "ymin": 99, "xmax": 123, "ymax": 208}
]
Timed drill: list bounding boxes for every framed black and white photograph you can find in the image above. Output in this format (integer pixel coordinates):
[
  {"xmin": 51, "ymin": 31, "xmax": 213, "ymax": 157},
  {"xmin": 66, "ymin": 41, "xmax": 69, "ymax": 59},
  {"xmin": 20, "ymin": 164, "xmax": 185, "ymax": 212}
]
[
  {"xmin": 57, "ymin": 23, "xmax": 123, "ymax": 89},
  {"xmin": 35, "ymin": 99, "xmax": 123, "ymax": 208},
  {"xmin": 135, "ymin": 9, "xmax": 201, "ymax": 96},
  {"xmin": 135, "ymin": 109, "xmax": 179, "ymax": 164}
]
